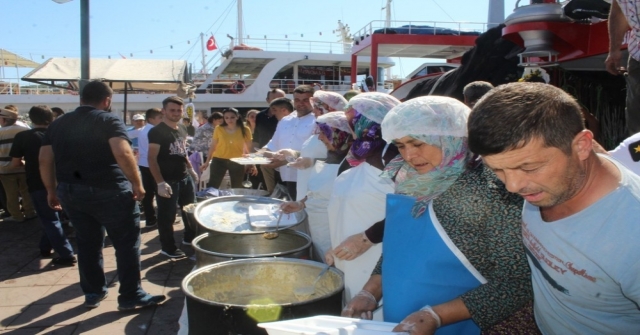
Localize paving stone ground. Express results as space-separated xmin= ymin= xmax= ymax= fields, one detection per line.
xmin=0 ymin=214 xmax=191 ymax=335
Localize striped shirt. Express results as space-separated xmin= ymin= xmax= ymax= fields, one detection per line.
xmin=0 ymin=124 xmax=29 ymax=174
xmin=618 ymin=0 xmax=640 ymax=61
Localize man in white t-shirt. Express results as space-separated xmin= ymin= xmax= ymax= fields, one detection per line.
xmin=137 ymin=108 xmax=163 ymax=227
xmin=606 ymin=0 xmax=640 ymax=135
xmin=468 ymin=82 xmax=640 ymax=334
xmin=265 ymin=85 xmax=316 ymax=200
xmin=609 ymin=131 xmax=640 ymax=175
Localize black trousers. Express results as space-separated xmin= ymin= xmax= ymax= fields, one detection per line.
xmin=139 ymin=166 xmax=157 ymax=225
xmin=207 ymin=157 xmax=245 ymax=189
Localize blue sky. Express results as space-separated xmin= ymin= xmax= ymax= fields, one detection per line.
xmin=3 ymin=0 xmax=518 ymax=80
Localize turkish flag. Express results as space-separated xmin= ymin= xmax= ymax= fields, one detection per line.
xmin=206 ymin=36 xmax=217 ymax=51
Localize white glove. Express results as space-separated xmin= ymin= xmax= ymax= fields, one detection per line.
xmin=275 ymin=148 xmax=299 ymax=161
xmin=288 ymin=157 xmax=313 ymax=169
xmin=341 ymin=290 xmax=377 ymax=319
xmin=157 ymin=182 xmax=173 ymax=198
xmin=187 ymin=168 xmax=199 ymax=183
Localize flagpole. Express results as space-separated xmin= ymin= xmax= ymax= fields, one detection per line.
xmin=200 ymin=32 xmax=207 ymax=75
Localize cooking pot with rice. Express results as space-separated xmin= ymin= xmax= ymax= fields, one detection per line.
xmin=182 ymin=258 xmax=344 ymax=335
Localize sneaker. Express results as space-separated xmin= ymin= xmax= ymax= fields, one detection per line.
xmin=182 ymin=239 xmax=192 ymax=246
xmin=40 ymin=250 xmax=53 ymax=258
xmin=160 ymin=249 xmax=186 ymax=259
xmin=52 ymin=256 xmax=77 ymax=266
xmin=25 ymin=214 xmax=38 ymax=221
xmin=118 ymin=294 xmax=166 ymax=311
xmin=145 ymin=221 xmax=157 ymax=228
xmin=85 ymin=292 xmax=108 ymax=309
xmin=3 ymin=216 xmax=24 ymax=223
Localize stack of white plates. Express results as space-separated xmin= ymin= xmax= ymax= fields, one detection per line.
xmin=258 ymin=315 xmax=400 ymax=335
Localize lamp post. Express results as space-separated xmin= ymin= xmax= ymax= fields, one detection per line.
xmin=52 ymin=0 xmax=89 ymax=94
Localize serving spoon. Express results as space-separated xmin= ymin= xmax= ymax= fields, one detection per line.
xmin=262 ymin=210 xmax=283 ymax=240
xmin=294 ymin=264 xmax=331 ymax=296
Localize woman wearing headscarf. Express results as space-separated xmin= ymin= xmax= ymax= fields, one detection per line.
xmin=324 ymin=92 xmax=401 ymax=316
xmin=311 ymin=90 xmax=348 ymax=117
xmin=281 ymin=112 xmax=353 ymax=259
xmin=277 ymin=90 xmax=348 ymax=200
xmin=342 ymin=96 xmax=533 ymax=334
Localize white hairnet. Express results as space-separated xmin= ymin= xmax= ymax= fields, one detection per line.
xmin=316 ymin=111 xmax=350 ymax=133
xmin=313 ymin=91 xmax=348 ymax=111
xmin=381 ymin=96 xmax=470 ymax=143
xmin=346 ymin=92 xmax=401 ymax=124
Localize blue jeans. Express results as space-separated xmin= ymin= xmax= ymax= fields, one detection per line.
xmin=30 ymin=189 xmax=74 ymax=259
xmin=56 ymin=182 xmax=146 ymax=304
xmin=156 ymin=176 xmax=196 ymax=252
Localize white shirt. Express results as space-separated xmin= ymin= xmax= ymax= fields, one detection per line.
xmin=609 ymin=132 xmax=640 ymax=175
xmin=266 ymin=112 xmax=316 ymax=182
xmin=618 ymin=0 xmax=640 ymax=61
xmin=137 ymin=123 xmax=154 ymax=167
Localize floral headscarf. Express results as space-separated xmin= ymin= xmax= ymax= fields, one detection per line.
xmin=315 ymin=112 xmax=352 ymax=162
xmin=345 ymin=92 xmax=401 ymax=166
xmin=380 ymin=96 xmax=471 ymax=218
xmin=312 ymin=91 xmax=348 ymax=114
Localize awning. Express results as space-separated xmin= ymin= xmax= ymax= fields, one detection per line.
xmin=22 ymin=57 xmax=188 ymax=92
xmin=0 ymin=49 xmax=40 ymax=68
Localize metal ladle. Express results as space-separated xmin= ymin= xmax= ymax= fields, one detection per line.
xmin=262 ymin=210 xmax=283 ymax=240
xmin=294 ymin=264 xmax=330 ymax=297
xmin=242 ymin=173 xmax=252 ymax=188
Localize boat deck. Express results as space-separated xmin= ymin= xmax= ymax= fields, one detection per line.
xmin=0 ymin=215 xmax=190 ymax=334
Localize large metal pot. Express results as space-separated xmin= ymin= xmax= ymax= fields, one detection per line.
xmin=192 ymin=230 xmax=312 ymax=268
xmin=182 ymin=258 xmax=344 ymax=335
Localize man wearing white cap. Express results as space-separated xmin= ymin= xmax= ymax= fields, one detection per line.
xmin=0 ymin=107 xmax=36 ymax=222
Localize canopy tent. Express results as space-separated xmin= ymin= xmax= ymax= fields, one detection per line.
xmin=0 ymin=49 xmax=40 ymax=68
xmin=22 ymin=58 xmax=188 ymax=120
xmin=22 ymin=58 xmax=187 ymax=91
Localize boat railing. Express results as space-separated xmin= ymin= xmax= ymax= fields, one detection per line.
xmin=352 ymin=20 xmax=493 ymax=40
xmin=0 ymin=79 xmax=72 ymax=95
xmin=225 ymin=38 xmax=351 ymax=55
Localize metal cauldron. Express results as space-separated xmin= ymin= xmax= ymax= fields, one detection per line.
xmin=194 ymin=195 xmax=307 ymax=235
xmin=192 ymin=230 xmax=312 ymax=268
xmin=195 ymin=188 xmax=269 ymax=203
xmin=182 ymin=258 xmax=344 ymax=335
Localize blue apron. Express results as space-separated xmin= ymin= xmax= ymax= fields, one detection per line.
xmin=382 ymin=194 xmax=487 ymax=335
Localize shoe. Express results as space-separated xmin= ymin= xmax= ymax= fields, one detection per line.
xmin=160 ymin=249 xmax=186 ymax=259
xmin=40 ymin=250 xmax=53 ymax=258
xmin=25 ymin=215 xmax=38 ymax=221
xmin=118 ymin=293 xmax=166 ymax=311
xmin=3 ymin=216 xmax=24 ymax=222
xmin=85 ymin=292 xmax=108 ymax=309
xmin=182 ymin=239 xmax=192 ymax=246
xmin=145 ymin=221 xmax=157 ymax=228
xmin=52 ymin=256 xmax=77 ymax=266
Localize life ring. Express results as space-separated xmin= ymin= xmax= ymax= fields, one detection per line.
xmin=229 ymin=81 xmax=246 ymax=94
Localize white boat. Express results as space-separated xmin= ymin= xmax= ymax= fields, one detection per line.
xmin=0 ymin=2 xmax=394 ymax=121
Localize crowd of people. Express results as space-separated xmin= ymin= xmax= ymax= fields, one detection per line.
xmin=2 ymin=6 xmax=639 ymax=328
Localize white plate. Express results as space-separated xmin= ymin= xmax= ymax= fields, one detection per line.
xmin=230 ymin=157 xmax=272 ymax=165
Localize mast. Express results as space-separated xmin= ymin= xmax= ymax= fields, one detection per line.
xmin=336 ymin=20 xmax=352 ymax=54
xmin=237 ymin=0 xmax=244 ymax=45
xmin=487 ymin=0 xmax=504 ymax=29
xmin=383 ymin=0 xmax=392 ymax=81
xmin=200 ymin=32 xmax=207 ymax=74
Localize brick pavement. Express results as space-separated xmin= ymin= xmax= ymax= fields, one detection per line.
xmin=0 ymin=216 xmax=192 ymax=335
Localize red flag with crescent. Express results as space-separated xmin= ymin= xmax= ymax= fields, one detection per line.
xmin=206 ymin=36 xmax=217 ymax=51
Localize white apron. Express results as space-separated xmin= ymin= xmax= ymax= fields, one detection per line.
xmin=328 ymin=162 xmax=394 ymax=311
xmin=304 ymin=160 xmax=341 ymax=260
xmin=296 ymin=134 xmax=327 ymax=201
